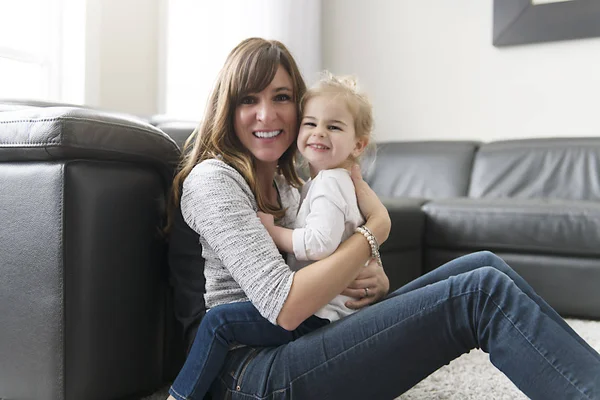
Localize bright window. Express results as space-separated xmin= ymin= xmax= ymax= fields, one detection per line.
xmin=0 ymin=0 xmax=85 ymax=103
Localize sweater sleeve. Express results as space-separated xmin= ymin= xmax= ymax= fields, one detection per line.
xmin=180 ymin=160 xmax=294 ymax=325
xmin=292 ymin=172 xmax=349 ymax=261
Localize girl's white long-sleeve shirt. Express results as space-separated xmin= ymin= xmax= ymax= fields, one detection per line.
xmin=288 ymin=168 xmax=365 ymax=321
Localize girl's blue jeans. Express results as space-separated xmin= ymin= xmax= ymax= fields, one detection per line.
xmin=169 ymin=302 xmax=328 ymax=400
xmin=171 ymin=251 xmax=600 ymax=400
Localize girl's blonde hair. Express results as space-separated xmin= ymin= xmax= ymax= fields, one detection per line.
xmin=301 ymin=71 xmax=374 ymax=164
xmin=166 ymin=38 xmax=306 ymax=232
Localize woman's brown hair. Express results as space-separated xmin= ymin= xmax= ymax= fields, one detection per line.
xmin=165 ymin=38 xmax=306 ymax=232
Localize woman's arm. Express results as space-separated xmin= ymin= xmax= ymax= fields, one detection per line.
xmin=276 ymin=165 xmax=390 ymax=330
xmin=181 ymin=161 xmax=297 ymax=325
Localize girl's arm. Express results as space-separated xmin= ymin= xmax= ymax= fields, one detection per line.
xmin=259 ymin=172 xmax=349 ymax=260
xmin=257 ymin=213 xmax=294 ymax=254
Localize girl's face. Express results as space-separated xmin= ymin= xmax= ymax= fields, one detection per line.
xmin=234 ymin=66 xmax=297 ymax=169
xmin=297 ymin=94 xmax=367 ymax=177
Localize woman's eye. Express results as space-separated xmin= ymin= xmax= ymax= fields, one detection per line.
xmin=239 ymin=96 xmax=256 ymax=105
xmin=274 ymin=94 xmax=291 ymax=102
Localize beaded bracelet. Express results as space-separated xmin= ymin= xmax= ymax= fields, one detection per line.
xmin=355 ymin=225 xmax=383 ymax=267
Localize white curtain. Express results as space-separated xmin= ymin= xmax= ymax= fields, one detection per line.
xmin=164 ymin=0 xmax=322 ymax=119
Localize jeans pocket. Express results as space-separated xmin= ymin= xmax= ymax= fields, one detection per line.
xmin=212 ymin=347 xmax=258 ymax=393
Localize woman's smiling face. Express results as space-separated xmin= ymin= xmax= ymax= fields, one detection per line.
xmin=233 ymin=66 xmax=298 ymax=168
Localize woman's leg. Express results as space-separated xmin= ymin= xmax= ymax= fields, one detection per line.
xmin=170 ymin=301 xmax=326 ymax=400
xmin=388 ymin=251 xmax=600 ymax=361
xmin=218 ymin=267 xmax=599 ymax=400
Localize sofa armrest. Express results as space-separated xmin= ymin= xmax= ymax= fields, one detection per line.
xmin=378 ymin=197 xmax=427 ymax=291
xmin=381 ymin=197 xmax=427 ymax=252
xmin=0 ymin=106 xmax=180 ymax=180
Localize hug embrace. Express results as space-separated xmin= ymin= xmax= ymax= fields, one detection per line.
xmin=165 ymin=37 xmax=600 ymax=400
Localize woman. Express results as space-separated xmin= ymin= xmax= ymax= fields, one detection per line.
xmin=167 ymin=37 xmax=600 ymax=400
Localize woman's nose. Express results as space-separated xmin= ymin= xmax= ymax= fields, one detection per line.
xmin=256 ymin=102 xmax=276 ymax=122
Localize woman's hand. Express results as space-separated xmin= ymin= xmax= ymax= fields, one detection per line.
xmin=350 ymin=164 xmax=391 ymax=244
xmin=342 ymin=258 xmax=390 ymax=309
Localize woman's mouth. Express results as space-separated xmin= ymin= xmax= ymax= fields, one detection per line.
xmin=253 ymin=130 xmax=282 ymax=139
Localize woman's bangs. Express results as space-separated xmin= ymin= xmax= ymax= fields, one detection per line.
xmin=234 ymin=47 xmax=280 ymax=99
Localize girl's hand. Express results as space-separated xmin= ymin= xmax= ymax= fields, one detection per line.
xmin=350 ymin=164 xmax=391 ymax=244
xmin=342 ymin=258 xmax=390 ymax=309
xmin=257 ymin=211 xmax=275 ymax=230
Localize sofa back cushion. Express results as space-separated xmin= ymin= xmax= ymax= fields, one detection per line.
xmin=364 ymin=141 xmax=480 ymax=198
xmin=153 ymin=121 xmax=197 ymax=150
xmin=470 ymin=138 xmax=600 ymax=200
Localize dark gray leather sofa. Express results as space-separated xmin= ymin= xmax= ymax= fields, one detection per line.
xmin=1 ymin=101 xmax=599 ymax=399
xmin=369 ymin=139 xmax=600 ymax=321
xmin=0 ymin=104 xmax=180 ymax=400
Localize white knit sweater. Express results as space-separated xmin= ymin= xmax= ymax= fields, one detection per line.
xmin=180 ymin=159 xmax=300 ymax=324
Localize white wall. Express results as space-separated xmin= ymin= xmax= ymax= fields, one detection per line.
xmin=322 ymin=0 xmax=600 ymax=142
xmin=85 ymin=0 xmax=160 ymax=116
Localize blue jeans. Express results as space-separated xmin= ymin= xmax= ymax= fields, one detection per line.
xmin=169 ymin=302 xmax=329 ymax=400
xmin=181 ymin=252 xmax=600 ymax=399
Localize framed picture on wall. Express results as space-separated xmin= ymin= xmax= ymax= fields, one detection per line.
xmin=493 ymin=0 xmax=600 ymax=46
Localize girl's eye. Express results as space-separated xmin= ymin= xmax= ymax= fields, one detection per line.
xmin=239 ymin=96 xmax=256 ymax=105
xmin=328 ymin=125 xmax=341 ymax=131
xmin=274 ymin=94 xmax=291 ymax=102
xmin=303 ymin=122 xmax=316 ymax=127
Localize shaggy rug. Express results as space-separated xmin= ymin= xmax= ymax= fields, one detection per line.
xmin=142 ymin=319 xmax=599 ymax=400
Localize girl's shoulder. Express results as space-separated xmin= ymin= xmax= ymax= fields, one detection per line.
xmin=313 ymin=168 xmax=353 ymax=188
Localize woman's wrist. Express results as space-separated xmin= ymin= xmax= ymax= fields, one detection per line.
xmin=355 ymin=225 xmax=383 ymax=267
xmin=364 ymin=214 xmax=391 ymax=245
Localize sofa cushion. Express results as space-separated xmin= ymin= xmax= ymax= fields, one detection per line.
xmin=0 ymin=107 xmax=180 ymax=175
xmin=365 ymin=141 xmax=480 ymax=198
xmin=153 ymin=121 xmax=197 ymax=150
xmin=470 ymin=138 xmax=600 ymax=201
xmin=423 ymin=198 xmax=600 ymax=257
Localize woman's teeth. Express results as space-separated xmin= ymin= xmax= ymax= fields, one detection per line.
xmin=254 ymin=130 xmax=282 ymax=138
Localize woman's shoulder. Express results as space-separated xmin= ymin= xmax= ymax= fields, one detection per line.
xmin=186 ymin=159 xmax=249 ymax=189
xmin=188 ymin=158 xmax=242 ymax=181
xmin=183 ymin=158 xmax=255 ymax=203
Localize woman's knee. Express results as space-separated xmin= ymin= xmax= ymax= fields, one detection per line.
xmin=472 ymin=250 xmax=500 ymax=263
xmin=471 ymin=251 xmax=513 ymax=272
xmin=469 ymin=266 xmax=514 ymax=293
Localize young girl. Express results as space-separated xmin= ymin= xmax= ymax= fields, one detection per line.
xmin=258 ymin=72 xmax=376 ymax=321
xmin=168 ymin=73 xmax=377 ymax=400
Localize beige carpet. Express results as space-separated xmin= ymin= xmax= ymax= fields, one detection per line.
xmin=143 ymin=319 xmax=600 ymax=400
